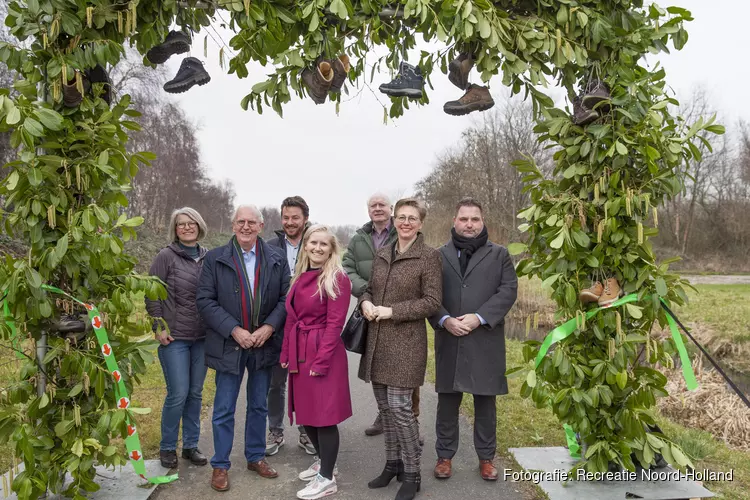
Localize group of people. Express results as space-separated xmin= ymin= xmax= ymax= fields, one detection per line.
xmin=145 ymin=193 xmax=518 ymax=500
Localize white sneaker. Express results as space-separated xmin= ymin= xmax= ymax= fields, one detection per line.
xmin=296 ymin=474 xmax=337 ymax=499
xmin=299 ymin=457 xmax=338 ymax=481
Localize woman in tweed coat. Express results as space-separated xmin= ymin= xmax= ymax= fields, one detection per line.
xmin=359 ymin=198 xmax=442 ymax=500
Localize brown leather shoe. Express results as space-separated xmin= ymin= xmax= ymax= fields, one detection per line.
xmin=480 ymin=459 xmax=498 ymax=481
xmin=247 ymin=459 xmax=278 ymax=479
xmin=211 ymin=468 xmax=229 ymax=492
xmin=434 ymin=458 xmax=452 ymax=479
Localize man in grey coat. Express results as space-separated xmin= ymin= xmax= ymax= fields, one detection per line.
xmin=429 ymin=198 xmax=518 ymax=482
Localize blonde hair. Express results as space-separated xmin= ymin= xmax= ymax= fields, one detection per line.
xmin=168 ymin=207 xmax=208 ymax=243
xmin=291 ymin=224 xmax=345 ymax=300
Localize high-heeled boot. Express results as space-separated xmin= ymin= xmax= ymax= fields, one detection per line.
xmin=395 ymin=471 xmax=421 ymax=500
xmin=368 ymin=459 xmax=405 ymax=488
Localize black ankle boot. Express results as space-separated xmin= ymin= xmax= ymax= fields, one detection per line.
xmin=395 ymin=472 xmax=421 ymax=500
xmin=368 ymin=460 xmax=404 ymax=489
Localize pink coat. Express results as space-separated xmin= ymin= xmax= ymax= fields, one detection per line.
xmin=280 ymin=269 xmax=353 ymax=427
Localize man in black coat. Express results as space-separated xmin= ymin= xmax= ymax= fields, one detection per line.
xmin=265 ymin=196 xmax=315 ymax=456
xmin=196 ymin=205 xmax=290 ymax=492
xmin=429 ymin=198 xmax=518 ymax=482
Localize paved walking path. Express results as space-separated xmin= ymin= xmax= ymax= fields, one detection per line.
xmin=681 ymin=274 xmax=750 ymax=285
xmin=152 ymin=356 xmax=519 ymax=500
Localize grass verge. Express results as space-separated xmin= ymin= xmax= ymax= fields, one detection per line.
xmin=426 ymin=325 xmax=750 ymax=500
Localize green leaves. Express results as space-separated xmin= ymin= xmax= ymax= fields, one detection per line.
xmin=507 ymin=243 xmax=527 ymax=255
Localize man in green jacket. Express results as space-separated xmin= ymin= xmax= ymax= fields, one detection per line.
xmin=342 ymin=193 xmax=422 ymax=443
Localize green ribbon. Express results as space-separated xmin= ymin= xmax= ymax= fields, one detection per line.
xmin=2 ymin=285 xmax=178 ymax=485
xmin=563 ymin=424 xmax=581 ymax=459
xmin=534 ymin=293 xmax=698 ymax=457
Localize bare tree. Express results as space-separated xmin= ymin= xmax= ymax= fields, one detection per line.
xmin=416 ymin=97 xmax=550 ymax=245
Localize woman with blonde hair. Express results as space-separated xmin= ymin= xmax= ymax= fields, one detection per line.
xmin=145 ymin=207 xmax=210 ymax=469
xmin=280 ymin=224 xmax=353 ymax=500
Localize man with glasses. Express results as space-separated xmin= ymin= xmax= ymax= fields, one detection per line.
xmin=343 ymin=193 xmax=423 ymax=444
xmin=197 ymin=205 xmax=290 ymax=492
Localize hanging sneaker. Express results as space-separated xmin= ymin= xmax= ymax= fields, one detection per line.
xmin=298 ymin=433 xmax=317 ymax=455
xmin=448 ymin=52 xmax=474 ymax=90
xmin=581 ymin=78 xmax=611 ymax=113
xmin=301 ymin=60 xmax=334 ymax=104
xmin=265 ymin=431 xmax=284 ymax=456
xmin=330 ymin=55 xmax=350 ymax=94
xmin=296 ymin=474 xmax=337 ymax=499
xmin=443 ymin=84 xmax=495 ymax=116
xmin=579 ymin=281 xmax=603 ymax=304
xmin=572 ymin=95 xmax=598 ymax=126
xmin=298 ymin=457 xmax=339 ymax=481
xmin=164 ymin=57 xmax=211 ymax=94
xmin=86 ymin=64 xmax=112 ymax=105
xmin=379 ymin=62 xmax=423 ymax=99
xmin=597 ymin=277 xmax=622 ymax=307
xmin=146 ymin=31 xmax=191 ymax=65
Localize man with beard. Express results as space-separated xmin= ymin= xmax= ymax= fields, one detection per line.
xmin=429 ymin=198 xmax=518 ymax=482
xmin=265 ymin=196 xmax=317 ymax=456
xmin=342 ymin=193 xmax=422 ymax=444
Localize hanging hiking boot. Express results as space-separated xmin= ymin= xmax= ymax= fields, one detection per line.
xmin=164 ymin=57 xmax=211 ymax=94
xmin=146 ymin=31 xmax=191 ymax=65
xmin=579 ymin=281 xmax=603 ymax=303
xmin=330 ymin=55 xmax=350 ymax=94
xmin=301 ymin=60 xmax=334 ymax=104
xmin=572 ymin=95 xmax=597 ymax=126
xmin=443 ymin=84 xmax=495 ymax=116
xmin=582 ymin=78 xmax=611 ymax=113
xmin=365 ymin=413 xmax=384 ymax=436
xmin=86 ymin=64 xmax=112 ymax=105
xmin=448 ymin=52 xmax=474 ymax=90
xmin=379 ymin=62 xmax=423 ymax=99
xmin=597 ymin=277 xmax=622 ymax=307
xmin=62 ymin=72 xmax=90 ymax=108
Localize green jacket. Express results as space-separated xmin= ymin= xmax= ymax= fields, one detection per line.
xmin=342 ymin=219 xmax=397 ymax=297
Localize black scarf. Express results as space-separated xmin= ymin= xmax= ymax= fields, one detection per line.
xmin=451 ymin=226 xmax=488 ymax=276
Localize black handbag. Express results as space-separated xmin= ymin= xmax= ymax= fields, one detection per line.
xmin=341 ymin=305 xmax=368 ymax=354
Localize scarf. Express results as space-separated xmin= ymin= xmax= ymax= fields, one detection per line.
xmin=451 ymin=226 xmax=488 ymax=276
xmin=230 ymin=236 xmax=263 ymax=330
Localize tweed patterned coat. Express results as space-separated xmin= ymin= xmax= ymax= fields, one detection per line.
xmin=358 ymin=233 xmax=442 ymax=388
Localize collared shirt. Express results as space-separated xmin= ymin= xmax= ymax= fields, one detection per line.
xmin=241 ymin=244 xmax=257 ymax=297
xmin=371 ymin=221 xmax=392 ymax=250
xmin=439 ymin=249 xmax=487 ymax=328
xmin=285 ymin=237 xmax=300 ymax=276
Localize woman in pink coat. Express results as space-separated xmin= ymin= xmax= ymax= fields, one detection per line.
xmin=280 ymin=224 xmax=353 ymax=500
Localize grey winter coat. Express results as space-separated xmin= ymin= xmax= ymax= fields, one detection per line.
xmin=342 ymin=219 xmax=398 ymax=298
xmin=145 ymin=242 xmax=208 ymax=341
xmin=429 ymin=240 xmax=518 ymax=395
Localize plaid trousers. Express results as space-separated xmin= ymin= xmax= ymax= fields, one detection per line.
xmin=372 ymin=383 xmax=421 ymax=474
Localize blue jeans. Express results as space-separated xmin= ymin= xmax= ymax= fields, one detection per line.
xmin=211 ymin=351 xmax=272 ymax=469
xmin=157 ymin=339 xmax=207 ymax=451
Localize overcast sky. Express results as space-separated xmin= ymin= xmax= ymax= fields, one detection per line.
xmin=164 ymin=0 xmax=748 ymax=227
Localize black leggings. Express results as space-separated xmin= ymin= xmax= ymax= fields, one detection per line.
xmin=304 ymin=425 xmax=339 ymax=480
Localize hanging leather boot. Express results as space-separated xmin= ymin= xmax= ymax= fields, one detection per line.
xmin=301 ymin=60 xmax=334 ymax=104
xmin=147 ymin=31 xmax=191 ymax=64
xmin=448 ymin=52 xmax=474 ymax=90
xmin=330 ymin=55 xmax=350 ymax=93
xmin=164 ymin=57 xmax=211 ymax=94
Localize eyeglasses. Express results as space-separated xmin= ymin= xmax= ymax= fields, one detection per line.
xmin=176 ymin=221 xmax=197 ymax=229
xmin=234 ymin=219 xmax=259 ymax=228
xmin=395 ymin=215 xmax=420 ymax=224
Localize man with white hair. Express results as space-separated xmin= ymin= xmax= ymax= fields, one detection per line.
xmin=343 ymin=193 xmax=422 ymax=443
xmin=197 ymin=204 xmax=290 ymax=492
